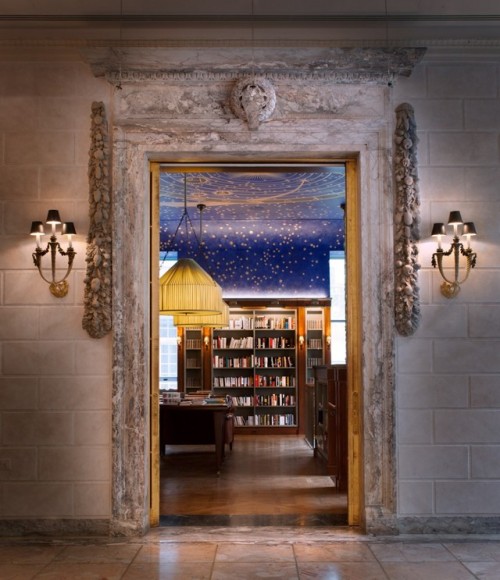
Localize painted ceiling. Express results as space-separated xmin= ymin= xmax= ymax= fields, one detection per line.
xmin=159 ymin=166 xmax=345 ymax=298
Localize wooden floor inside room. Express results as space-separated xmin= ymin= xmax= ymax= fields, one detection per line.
xmin=160 ymin=434 xmax=347 ymax=527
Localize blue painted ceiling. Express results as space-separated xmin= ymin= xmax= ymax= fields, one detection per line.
xmin=159 ymin=166 xmax=345 ymax=298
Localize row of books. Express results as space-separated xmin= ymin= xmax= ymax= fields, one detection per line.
xmin=255 ymin=337 xmax=293 ymax=349
xmin=307 ymin=357 xmax=324 ymax=368
xmin=231 ymin=394 xmax=295 ymax=407
xmin=255 ymin=375 xmax=295 ymax=387
xmin=213 ymin=375 xmax=295 ymax=388
xmin=234 ymin=413 xmax=296 ymax=426
xmin=212 ymin=355 xmax=254 ymax=368
xmin=254 ymin=316 xmax=295 ymax=330
xmin=212 ymin=355 xmax=296 ymax=368
xmin=213 ymin=376 xmax=254 ymax=388
xmin=185 ymin=339 xmax=202 ymax=349
xmin=254 ymin=356 xmax=294 ymax=368
xmin=213 ymin=336 xmax=254 ymax=349
xmin=307 ymin=319 xmax=323 ymax=330
xmin=308 ymin=338 xmax=323 ymax=349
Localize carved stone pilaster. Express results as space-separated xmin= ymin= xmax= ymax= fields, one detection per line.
xmin=394 ymin=103 xmax=421 ymax=336
xmin=83 ymin=101 xmax=112 ymax=339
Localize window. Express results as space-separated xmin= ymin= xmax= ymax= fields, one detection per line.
xmin=159 ymin=252 xmax=178 ymax=390
xmin=329 ymin=251 xmax=346 ymax=364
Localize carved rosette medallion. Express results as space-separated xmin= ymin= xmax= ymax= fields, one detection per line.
xmin=230 ymin=76 xmax=276 ymax=130
xmin=82 ymin=101 xmax=112 ymax=339
xmin=394 ymin=103 xmax=421 ymax=336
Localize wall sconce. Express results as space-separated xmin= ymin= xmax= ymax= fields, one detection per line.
xmin=326 ymin=335 xmax=331 ymax=347
xmin=298 ymin=335 xmax=305 ymax=349
xmin=203 ymin=336 xmax=210 ymax=349
xmin=431 ymin=211 xmax=477 ymax=299
xmin=176 ymin=336 xmax=182 ymax=348
xmin=30 ymin=209 xmax=76 ymax=298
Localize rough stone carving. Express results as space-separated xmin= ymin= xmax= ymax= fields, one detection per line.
xmin=230 ymin=76 xmax=276 ymax=130
xmin=394 ymin=103 xmax=421 ymax=336
xmin=83 ymin=101 xmax=112 ymax=338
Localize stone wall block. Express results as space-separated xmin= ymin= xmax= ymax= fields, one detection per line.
xmin=398 ymin=375 xmax=468 ymax=409
xmin=397 ymin=410 xmax=433 ymax=444
xmin=428 ymin=64 xmax=497 ymax=98
xmin=436 ymin=481 xmax=500 ymax=514
xmin=435 ymin=410 xmax=500 ymax=443
xmin=398 ymin=481 xmax=434 ymax=515
xmin=399 ymin=445 xmax=469 ymax=478
xmin=38 ymin=447 xmax=110 ymax=481
xmin=2 ymin=412 xmax=73 ymax=446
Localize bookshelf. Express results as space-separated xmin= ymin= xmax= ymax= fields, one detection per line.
xmin=305 ymin=308 xmax=326 ymax=386
xmin=212 ymin=308 xmax=297 ymax=429
xmin=183 ymin=328 xmax=203 ymax=393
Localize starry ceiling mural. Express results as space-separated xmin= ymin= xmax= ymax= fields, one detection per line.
xmin=159 ymin=166 xmax=345 ymax=298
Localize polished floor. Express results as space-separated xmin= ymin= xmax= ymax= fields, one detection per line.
xmin=160 ymin=434 xmax=348 ymax=526
xmin=2 ymin=532 xmax=500 ymax=578
xmin=2 ymin=436 xmax=500 ymax=578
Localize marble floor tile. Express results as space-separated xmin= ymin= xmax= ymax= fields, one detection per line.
xmin=53 ymin=543 xmax=141 ymax=564
xmin=369 ymin=541 xmax=456 ymax=562
xmin=123 ymin=561 xmax=213 ymax=579
xmin=297 ymin=561 xmax=388 ymax=579
xmin=462 ymin=560 xmax=500 ymax=579
xmin=293 ymin=541 xmax=376 ymax=562
xmin=0 ymin=545 xmax=63 ymax=564
xmin=134 ymin=541 xmax=217 ymax=562
xmin=381 ymin=561 xmax=477 ymax=579
xmin=212 ymin=562 xmax=299 ymax=579
xmin=445 ymin=541 xmax=500 ymax=561
xmin=0 ymin=563 xmax=48 ymax=579
xmin=33 ymin=562 xmax=129 ymax=579
xmin=215 ymin=543 xmax=295 ymax=562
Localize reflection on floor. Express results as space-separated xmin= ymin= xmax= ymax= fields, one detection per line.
xmin=160 ymin=434 xmax=347 ymax=527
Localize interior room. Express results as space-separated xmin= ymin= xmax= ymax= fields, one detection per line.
xmin=2 ymin=6 xmax=500 ymax=574
xmin=156 ymin=165 xmax=348 ymax=526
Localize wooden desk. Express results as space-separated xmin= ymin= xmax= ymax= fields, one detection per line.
xmin=159 ymin=403 xmax=233 ymax=474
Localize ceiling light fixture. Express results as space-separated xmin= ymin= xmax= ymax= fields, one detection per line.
xmin=159 ymin=174 xmax=225 ymax=317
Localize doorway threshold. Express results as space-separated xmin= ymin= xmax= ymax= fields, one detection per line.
xmin=160 ymin=513 xmax=348 ymax=527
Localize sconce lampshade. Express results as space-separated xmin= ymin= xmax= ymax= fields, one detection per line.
xmin=30 ymin=221 xmax=45 ymax=235
xmin=431 ymin=223 xmax=446 ymax=237
xmin=173 ymin=299 xmax=230 ymax=328
xmin=46 ymin=209 xmax=62 ymax=224
xmin=463 ymin=222 xmax=477 ymax=236
xmin=159 ymin=258 xmax=223 ymax=315
xmin=448 ymin=211 xmax=463 ymax=226
xmin=61 ymin=222 xmax=77 ymax=235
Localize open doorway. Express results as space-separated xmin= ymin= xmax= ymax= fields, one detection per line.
xmin=150 ymin=161 xmax=363 ymax=528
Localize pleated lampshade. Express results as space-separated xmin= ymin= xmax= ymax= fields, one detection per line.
xmin=159 ymin=258 xmax=223 ymax=315
xmin=173 ymin=299 xmax=230 ymax=328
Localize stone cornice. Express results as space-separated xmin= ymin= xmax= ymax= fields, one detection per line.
xmin=81 ymin=47 xmax=426 ymax=85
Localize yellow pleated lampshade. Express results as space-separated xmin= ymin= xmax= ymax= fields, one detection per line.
xmin=159 ymin=258 xmax=223 ymax=315
xmin=173 ymin=299 xmax=230 ymax=328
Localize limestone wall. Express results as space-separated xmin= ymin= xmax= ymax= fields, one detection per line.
xmin=394 ymin=56 xmax=500 ymax=532
xmin=0 ymin=56 xmax=113 ymax=532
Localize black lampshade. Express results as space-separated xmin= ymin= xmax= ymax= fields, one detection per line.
xmin=463 ymin=222 xmax=477 ymax=236
xmin=46 ymin=209 xmax=61 ymax=224
xmin=431 ymin=223 xmax=445 ymax=237
xmin=448 ymin=211 xmax=463 ymax=226
xmin=62 ymin=222 xmax=76 ymax=235
xmin=30 ymin=221 xmax=45 ymax=235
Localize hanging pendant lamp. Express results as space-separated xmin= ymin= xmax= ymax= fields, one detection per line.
xmin=159 ymin=257 xmax=223 ymax=316
xmin=173 ymin=298 xmax=229 ymax=328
